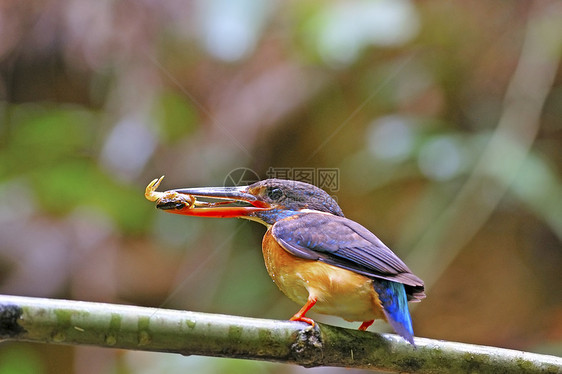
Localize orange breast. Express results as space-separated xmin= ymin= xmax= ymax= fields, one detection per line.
xmin=262 ymin=228 xmax=386 ymax=323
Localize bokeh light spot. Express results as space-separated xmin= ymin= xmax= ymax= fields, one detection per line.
xmin=418 ymin=136 xmax=464 ymax=181
xmin=368 ymin=115 xmax=415 ymax=162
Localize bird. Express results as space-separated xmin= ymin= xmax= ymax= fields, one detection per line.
xmin=145 ymin=177 xmax=425 ymax=345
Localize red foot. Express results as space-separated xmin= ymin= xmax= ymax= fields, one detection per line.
xmin=290 ymin=315 xmax=316 ymax=327
xmin=290 ymin=297 xmax=317 ymax=327
xmin=359 ymin=320 xmax=374 ymax=331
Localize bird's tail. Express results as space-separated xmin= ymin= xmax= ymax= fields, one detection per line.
xmin=373 ymin=279 xmax=415 ymax=346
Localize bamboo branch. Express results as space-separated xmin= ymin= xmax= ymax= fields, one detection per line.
xmin=0 ymin=295 xmax=561 ymax=373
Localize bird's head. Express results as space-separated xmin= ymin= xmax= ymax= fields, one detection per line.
xmin=151 ymin=178 xmax=343 ymax=226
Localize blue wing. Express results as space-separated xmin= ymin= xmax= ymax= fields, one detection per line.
xmin=271 ymin=212 xmax=425 ymax=301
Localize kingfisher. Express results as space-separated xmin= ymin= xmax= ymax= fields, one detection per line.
xmin=145 ymin=177 xmax=425 ymax=345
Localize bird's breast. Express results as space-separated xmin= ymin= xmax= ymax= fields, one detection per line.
xmin=262 ymin=227 xmax=386 ymax=322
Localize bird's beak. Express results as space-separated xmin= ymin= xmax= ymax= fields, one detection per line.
xmin=145 ymin=176 xmax=271 ymax=218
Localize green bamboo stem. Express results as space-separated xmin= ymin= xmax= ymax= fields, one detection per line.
xmin=0 ymin=295 xmax=561 ymax=373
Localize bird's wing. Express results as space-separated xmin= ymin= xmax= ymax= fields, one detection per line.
xmin=271 ymin=212 xmax=425 ymax=301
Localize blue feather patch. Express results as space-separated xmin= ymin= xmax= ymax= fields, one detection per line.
xmin=373 ymin=279 xmax=415 ymax=346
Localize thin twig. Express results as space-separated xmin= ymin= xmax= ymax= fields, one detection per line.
xmin=1 ymin=295 xmax=561 ymax=373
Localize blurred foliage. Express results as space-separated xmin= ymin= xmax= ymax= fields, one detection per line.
xmin=0 ymin=0 xmax=561 ymax=373
xmin=151 ymin=90 xmax=198 ymax=144
xmin=0 ymin=345 xmax=43 ymax=374
xmin=1 ymin=105 xmax=153 ymax=233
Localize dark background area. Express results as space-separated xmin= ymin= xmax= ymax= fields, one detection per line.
xmin=0 ymin=1 xmax=561 ymax=373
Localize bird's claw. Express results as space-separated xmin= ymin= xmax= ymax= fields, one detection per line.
xmin=290 ymin=316 xmax=316 ymax=328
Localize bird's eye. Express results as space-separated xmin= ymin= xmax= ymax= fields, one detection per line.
xmin=267 ymin=187 xmax=283 ymax=201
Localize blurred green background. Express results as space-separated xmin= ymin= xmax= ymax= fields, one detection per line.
xmin=1 ymin=0 xmax=561 ymax=373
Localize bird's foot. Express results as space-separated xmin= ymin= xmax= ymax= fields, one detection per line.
xmin=290 ymin=297 xmax=317 ymax=327
xmin=290 ymin=315 xmax=316 ymax=327
xmin=358 ymin=320 xmax=374 ymax=331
